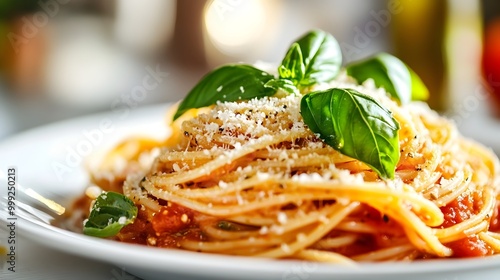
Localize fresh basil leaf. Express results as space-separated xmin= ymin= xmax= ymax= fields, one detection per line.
xmin=83 ymin=191 xmax=138 ymax=238
xmin=264 ymin=78 xmax=299 ymax=95
xmin=173 ymin=64 xmax=276 ymax=120
xmin=292 ymin=30 xmax=342 ymax=87
xmin=300 ymin=88 xmax=400 ymax=179
xmin=346 ymin=52 xmax=429 ymax=105
xmin=406 ymin=63 xmax=429 ymax=101
xmin=279 ymin=43 xmax=305 ymax=83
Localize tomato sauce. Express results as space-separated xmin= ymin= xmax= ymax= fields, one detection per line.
xmin=328 ymin=206 xmax=405 ymax=257
xmin=439 ymin=193 xmax=493 ymax=257
xmin=117 ymin=207 xmax=154 ymax=245
xmin=151 ymin=204 xmax=195 ymax=233
xmin=118 ymin=203 xmax=206 ymax=248
xmin=489 ymin=202 xmax=500 ymax=232
xmin=440 ymin=194 xmax=475 ymax=228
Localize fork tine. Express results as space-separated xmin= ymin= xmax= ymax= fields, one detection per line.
xmin=0 ymin=195 xmax=56 ymax=224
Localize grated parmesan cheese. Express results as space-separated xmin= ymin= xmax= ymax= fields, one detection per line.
xmin=256 ymin=172 xmax=270 ymax=180
xmin=236 ymin=193 xmax=244 ymax=205
xmin=277 ymin=212 xmax=288 ymax=224
xmin=118 ymin=216 xmax=127 ymax=225
xmin=85 ymin=185 xmax=102 ymax=199
xmin=181 ymin=214 xmax=189 ymax=223
xmin=218 ymin=181 xmax=228 ymax=189
xmin=147 ymin=237 xmax=157 ymax=246
xmin=271 ymin=225 xmax=284 ymax=235
xmin=281 ymin=243 xmax=291 ymax=253
xmin=318 ymin=215 xmax=329 ymax=224
xmin=259 ymin=226 xmax=269 ymax=235
xmin=296 ymin=233 xmax=307 ymax=242
xmin=188 ymin=94 xmax=308 ymax=143
xmin=172 ymin=163 xmax=181 ymax=172
xmin=291 ymin=173 xmax=325 ymax=183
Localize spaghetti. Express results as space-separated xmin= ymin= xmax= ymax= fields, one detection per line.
xmin=81 ymin=74 xmax=500 ymax=263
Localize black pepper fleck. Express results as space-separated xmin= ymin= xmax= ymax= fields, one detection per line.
xmin=382 ymin=214 xmax=390 ymax=223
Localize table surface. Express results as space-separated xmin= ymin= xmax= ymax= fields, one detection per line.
xmin=0 ymin=228 xmax=139 ymax=280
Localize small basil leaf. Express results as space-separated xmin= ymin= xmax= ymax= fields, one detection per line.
xmin=300 ymin=88 xmax=400 ymax=179
xmin=406 ymin=63 xmax=429 ymax=101
xmin=279 ymin=43 xmax=305 ymax=84
xmin=293 ymin=30 xmax=342 ymax=86
xmin=83 ymin=191 xmax=138 ymax=238
xmin=264 ymin=78 xmax=299 ymax=95
xmin=173 ymin=64 xmax=276 ymax=120
xmin=346 ymin=52 xmax=428 ymax=105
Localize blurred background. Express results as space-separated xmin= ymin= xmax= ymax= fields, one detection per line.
xmin=0 ymin=0 xmax=499 ymax=144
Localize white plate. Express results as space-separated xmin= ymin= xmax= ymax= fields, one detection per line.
xmin=1 ymin=103 xmax=500 ymax=280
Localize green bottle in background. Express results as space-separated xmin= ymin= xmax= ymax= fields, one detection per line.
xmin=391 ymin=0 xmax=448 ymax=111
xmin=391 ymin=0 xmax=483 ymax=116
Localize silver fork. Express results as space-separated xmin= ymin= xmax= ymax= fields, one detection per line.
xmin=0 ymin=195 xmax=60 ymax=225
xmin=0 ymin=170 xmax=66 ymax=225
